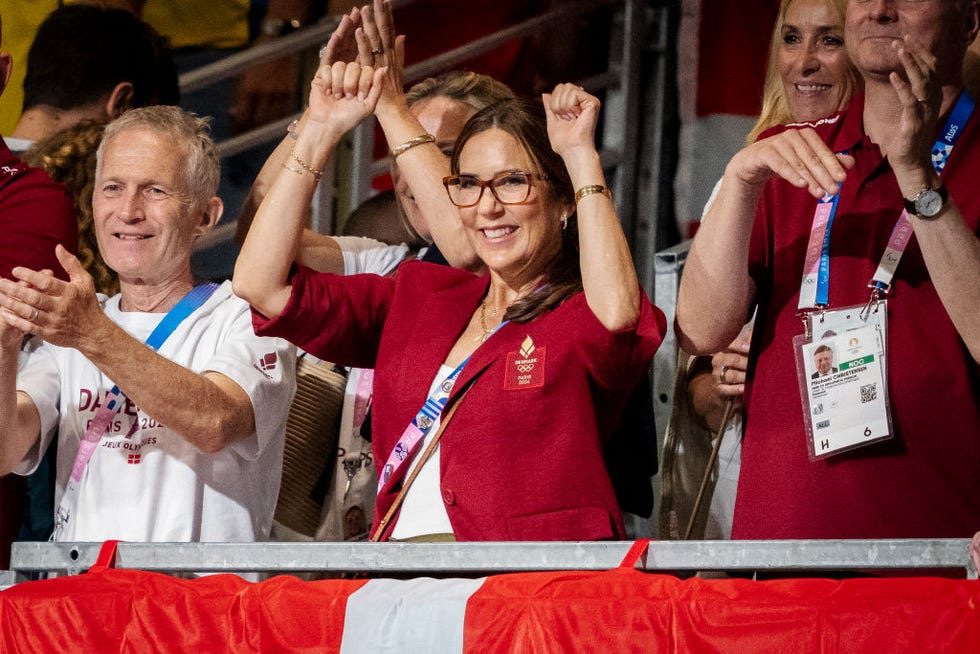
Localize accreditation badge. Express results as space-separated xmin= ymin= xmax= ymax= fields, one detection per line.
xmin=793 ymin=301 xmax=893 ymax=460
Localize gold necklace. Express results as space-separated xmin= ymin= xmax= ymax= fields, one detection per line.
xmin=476 ymin=299 xmax=499 ymax=342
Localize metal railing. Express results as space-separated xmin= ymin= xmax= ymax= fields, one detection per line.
xmin=2 ymin=539 xmax=973 ymax=587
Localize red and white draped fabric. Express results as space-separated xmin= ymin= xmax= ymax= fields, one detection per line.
xmin=675 ymin=0 xmax=778 ymax=235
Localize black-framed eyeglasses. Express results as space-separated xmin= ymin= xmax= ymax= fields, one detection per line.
xmin=442 ymin=170 xmax=548 ymax=208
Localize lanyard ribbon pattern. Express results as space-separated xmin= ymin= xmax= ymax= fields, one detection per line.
xmin=378 ymin=320 xmax=508 ymax=493
xmin=798 ymin=91 xmax=975 ymax=311
xmin=53 ymin=282 xmax=219 ymax=539
xmin=377 ymin=358 xmax=467 ymax=492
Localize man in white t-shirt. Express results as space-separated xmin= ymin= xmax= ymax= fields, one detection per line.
xmin=0 ymin=105 xmax=296 ymax=543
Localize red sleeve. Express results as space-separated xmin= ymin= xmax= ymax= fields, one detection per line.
xmin=0 ymin=166 xmax=78 ymax=281
xmin=570 ymin=288 xmax=666 ymax=392
xmin=252 ymin=265 xmax=396 ymax=369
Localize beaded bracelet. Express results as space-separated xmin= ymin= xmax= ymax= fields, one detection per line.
xmin=390 ymin=133 xmax=436 ymax=160
xmin=574 ymin=184 xmax=611 ymax=204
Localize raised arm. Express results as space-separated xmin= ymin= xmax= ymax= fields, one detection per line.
xmin=886 ymin=40 xmax=980 ymax=362
xmin=357 ymin=0 xmax=478 ymax=269
xmin=676 ymin=128 xmax=853 ymax=355
xmin=543 ymin=84 xmax=638 ymax=331
xmin=234 ymin=9 xmax=367 ymax=274
xmin=234 ymin=60 xmax=385 ymax=319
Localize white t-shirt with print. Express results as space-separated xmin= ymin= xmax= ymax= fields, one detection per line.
xmin=15 ymin=281 xmax=297 ymax=543
xmin=335 ymin=235 xmax=413 ymax=276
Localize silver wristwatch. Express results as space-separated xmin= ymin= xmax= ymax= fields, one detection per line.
xmin=903 ymin=183 xmax=948 ymax=218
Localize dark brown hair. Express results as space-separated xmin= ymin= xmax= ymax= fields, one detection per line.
xmin=23 ymin=5 xmax=178 ymax=112
xmin=450 ymin=97 xmax=580 ymax=323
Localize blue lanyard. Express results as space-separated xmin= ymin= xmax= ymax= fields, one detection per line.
xmin=91 ymin=282 xmax=219 ymax=418
xmin=798 ymin=91 xmax=975 ymax=311
xmin=931 ymin=91 xmax=975 ymax=173
xmin=378 ymin=319 xmax=509 ymax=491
xmin=416 ymin=358 xmax=468 ymax=430
xmin=144 ymin=282 xmax=219 ymax=350
xmin=815 ymin=189 xmax=841 ymax=307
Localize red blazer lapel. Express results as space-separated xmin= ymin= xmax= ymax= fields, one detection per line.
xmin=375 ymin=272 xmax=488 ymax=498
xmin=405 ymin=272 xmax=490 ymax=405
xmin=450 ymin=319 xmax=514 ymax=403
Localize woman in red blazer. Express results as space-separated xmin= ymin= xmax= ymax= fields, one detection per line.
xmin=235 ymin=39 xmax=664 ymax=541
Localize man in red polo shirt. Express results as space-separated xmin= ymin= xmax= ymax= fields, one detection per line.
xmin=0 ymin=14 xmax=77 ymax=568
xmin=677 ymin=0 xmax=980 ymax=543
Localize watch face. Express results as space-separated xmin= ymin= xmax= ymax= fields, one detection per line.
xmin=915 ymin=190 xmax=943 ymax=217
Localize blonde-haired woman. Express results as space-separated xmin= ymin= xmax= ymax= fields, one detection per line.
xmin=663 ymin=0 xmax=859 ymax=540
xmin=747 ymin=0 xmax=859 ymax=144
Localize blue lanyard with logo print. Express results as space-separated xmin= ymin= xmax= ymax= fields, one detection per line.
xmin=52 ymin=282 xmax=219 ymax=540
xmin=798 ymin=91 xmax=975 ymax=311
xmin=868 ymin=91 xmax=975 ymax=295
xmin=377 ymin=320 xmax=509 ymax=493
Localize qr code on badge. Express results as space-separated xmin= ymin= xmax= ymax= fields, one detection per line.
xmin=860 ymin=383 xmax=877 ymax=403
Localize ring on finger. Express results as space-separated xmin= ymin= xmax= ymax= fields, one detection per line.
xmin=720 ymin=365 xmax=728 ymax=384
xmin=371 ymin=47 xmax=384 ymax=55
xmin=30 ymin=308 xmax=38 ymax=321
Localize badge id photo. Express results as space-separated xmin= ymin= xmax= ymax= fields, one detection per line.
xmin=793 ymin=304 xmax=893 ymax=460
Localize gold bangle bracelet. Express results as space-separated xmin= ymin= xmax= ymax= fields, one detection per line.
xmin=289 ymin=145 xmax=324 ymax=180
xmin=574 ymin=184 xmax=611 ymax=204
xmin=281 ymin=162 xmax=305 ymax=177
xmin=390 ymin=133 xmax=436 ymax=160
